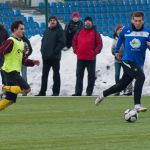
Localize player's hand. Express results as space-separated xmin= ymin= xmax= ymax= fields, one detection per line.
xmin=115 ymin=53 xmax=121 ymax=61
xmin=146 ymin=41 xmax=150 ymax=48
xmin=32 ymin=60 xmax=40 ymax=66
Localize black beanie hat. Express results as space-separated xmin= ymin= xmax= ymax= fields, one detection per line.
xmin=48 ymin=16 xmax=58 ymax=22
xmin=84 ymin=16 xmax=93 ymax=22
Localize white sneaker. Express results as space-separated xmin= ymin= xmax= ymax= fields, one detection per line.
xmin=134 ymin=104 xmax=147 ymax=112
xmin=95 ymin=93 xmax=104 ymax=106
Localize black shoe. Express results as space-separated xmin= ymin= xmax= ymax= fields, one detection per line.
xmin=72 ymin=93 xmax=82 ymax=96
xmin=52 ymin=93 xmax=59 ymax=96
xmin=114 ymin=93 xmax=120 ymax=96
xmin=124 ymin=92 xmax=132 ymax=96
xmin=22 ymin=93 xmax=27 ymax=96
xmin=35 ymin=93 xmax=46 ymax=96
xmin=86 ymin=93 xmax=92 ymax=96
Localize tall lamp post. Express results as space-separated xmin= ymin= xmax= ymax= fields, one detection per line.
xmin=44 ymin=0 xmax=48 ymax=28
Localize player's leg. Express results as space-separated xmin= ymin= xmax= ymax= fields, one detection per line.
xmin=95 ymin=72 xmax=133 ymax=106
xmin=0 ymin=98 xmax=13 ymax=111
xmin=2 ymin=71 xmax=30 ymax=95
xmin=0 ymin=71 xmax=17 ymax=111
xmin=121 ymin=61 xmax=147 ymax=112
xmin=95 ymin=61 xmax=135 ymax=106
xmin=0 ymin=92 xmax=17 ymax=111
xmin=128 ymin=64 xmax=147 ymax=112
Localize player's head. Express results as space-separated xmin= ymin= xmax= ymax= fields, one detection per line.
xmin=132 ymin=11 xmax=144 ymax=30
xmin=11 ymin=21 xmax=24 ymax=38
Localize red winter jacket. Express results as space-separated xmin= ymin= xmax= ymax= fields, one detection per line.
xmin=72 ymin=28 xmax=103 ymax=60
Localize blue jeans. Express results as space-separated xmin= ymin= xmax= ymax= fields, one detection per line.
xmin=115 ymin=61 xmax=122 ymax=83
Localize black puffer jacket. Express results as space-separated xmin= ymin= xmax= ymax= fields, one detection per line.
xmin=0 ymin=24 xmax=9 ymax=46
xmin=0 ymin=24 xmax=9 ymax=67
xmin=65 ymin=20 xmax=83 ymax=48
xmin=41 ymin=22 xmax=66 ymax=60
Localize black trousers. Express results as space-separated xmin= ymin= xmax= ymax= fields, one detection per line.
xmin=103 ymin=61 xmax=145 ymax=105
xmin=39 ymin=59 xmax=60 ymax=95
xmin=75 ymin=60 xmax=96 ymax=95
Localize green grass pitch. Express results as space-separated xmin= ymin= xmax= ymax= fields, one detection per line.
xmin=0 ymin=96 xmax=150 ymax=150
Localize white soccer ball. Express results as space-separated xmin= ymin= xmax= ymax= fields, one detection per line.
xmin=124 ymin=109 xmax=138 ymax=122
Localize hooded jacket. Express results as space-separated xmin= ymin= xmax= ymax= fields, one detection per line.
xmin=115 ymin=24 xmax=150 ymax=67
xmin=72 ymin=27 xmax=103 ymax=60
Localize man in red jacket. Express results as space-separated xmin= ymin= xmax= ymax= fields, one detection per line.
xmin=72 ymin=16 xmax=103 ymax=96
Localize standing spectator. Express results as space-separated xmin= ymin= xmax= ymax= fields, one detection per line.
xmin=95 ymin=12 xmax=150 ymax=112
xmin=111 ymin=25 xmax=132 ymax=96
xmin=0 ymin=23 xmax=9 ymax=46
xmin=36 ymin=16 xmax=66 ymax=96
xmin=72 ymin=16 xmax=103 ymax=96
xmin=0 ymin=23 xmax=9 ymax=85
xmin=65 ymin=12 xmax=83 ymax=49
xmin=21 ymin=35 xmax=33 ymax=96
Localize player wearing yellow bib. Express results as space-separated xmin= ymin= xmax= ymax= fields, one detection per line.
xmin=0 ymin=21 xmax=40 ymax=111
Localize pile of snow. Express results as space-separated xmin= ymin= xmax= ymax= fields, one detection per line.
xmin=28 ymin=35 xmax=150 ymax=96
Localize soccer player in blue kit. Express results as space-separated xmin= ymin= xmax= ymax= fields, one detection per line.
xmin=95 ymin=11 xmax=150 ymax=112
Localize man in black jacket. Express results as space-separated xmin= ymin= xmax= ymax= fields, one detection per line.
xmin=0 ymin=23 xmax=9 ymax=85
xmin=36 ymin=16 xmax=66 ymax=96
xmin=65 ymin=12 xmax=83 ymax=49
xmin=21 ymin=35 xmax=33 ymax=96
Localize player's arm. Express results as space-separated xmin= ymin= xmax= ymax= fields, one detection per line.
xmin=22 ymin=53 xmax=40 ymax=67
xmin=0 ymin=39 xmax=14 ymax=58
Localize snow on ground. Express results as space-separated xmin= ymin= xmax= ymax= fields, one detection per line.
xmin=9 ymin=11 xmax=150 ymax=96
xmin=28 ymin=35 xmax=150 ymax=96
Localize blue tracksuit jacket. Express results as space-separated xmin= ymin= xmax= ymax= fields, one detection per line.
xmin=115 ymin=25 xmax=150 ymax=67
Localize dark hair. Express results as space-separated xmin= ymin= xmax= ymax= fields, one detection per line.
xmin=11 ymin=20 xmax=24 ymax=32
xmin=133 ymin=11 xmax=144 ymax=19
xmin=130 ymin=12 xmax=134 ymax=19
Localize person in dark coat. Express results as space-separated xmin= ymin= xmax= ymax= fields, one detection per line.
xmin=21 ymin=35 xmax=33 ymax=96
xmin=65 ymin=12 xmax=83 ymax=49
xmin=21 ymin=35 xmax=33 ymax=82
xmin=0 ymin=23 xmax=9 ymax=85
xmin=72 ymin=16 xmax=103 ymax=96
xmin=36 ymin=16 xmax=66 ymax=96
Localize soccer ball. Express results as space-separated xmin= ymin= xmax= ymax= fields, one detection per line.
xmin=124 ymin=109 xmax=138 ymax=122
